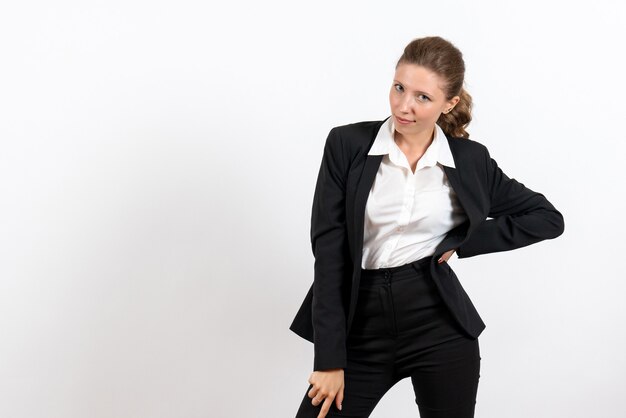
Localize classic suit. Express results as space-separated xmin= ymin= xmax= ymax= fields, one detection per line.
xmin=289 ymin=116 xmax=565 ymax=372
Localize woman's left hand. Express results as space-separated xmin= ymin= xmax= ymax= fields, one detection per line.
xmin=438 ymin=248 xmax=457 ymax=264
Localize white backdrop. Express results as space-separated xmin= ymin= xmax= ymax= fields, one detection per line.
xmin=1 ymin=1 xmax=625 ymax=417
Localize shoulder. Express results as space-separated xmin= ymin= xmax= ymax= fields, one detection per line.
xmin=332 ymin=119 xmax=385 ymax=139
xmin=324 ymin=119 xmax=387 ymax=158
xmin=447 ymin=135 xmax=488 ymax=156
xmin=446 ymin=135 xmax=491 ymax=169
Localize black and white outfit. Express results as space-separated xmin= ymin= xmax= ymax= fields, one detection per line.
xmin=290 ymin=115 xmax=565 ymax=418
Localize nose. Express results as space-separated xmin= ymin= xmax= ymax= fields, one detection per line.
xmin=399 ymin=95 xmax=413 ymax=113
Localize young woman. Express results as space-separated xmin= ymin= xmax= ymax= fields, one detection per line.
xmin=289 ymin=36 xmax=565 ymax=418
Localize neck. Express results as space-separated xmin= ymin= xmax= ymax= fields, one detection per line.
xmin=394 ymin=125 xmax=435 ymax=151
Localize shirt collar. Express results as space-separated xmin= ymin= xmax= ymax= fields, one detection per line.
xmin=368 ymin=115 xmax=456 ymax=169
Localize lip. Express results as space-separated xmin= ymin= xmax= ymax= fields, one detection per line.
xmin=395 ymin=115 xmax=415 ymax=124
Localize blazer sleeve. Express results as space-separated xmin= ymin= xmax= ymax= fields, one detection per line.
xmin=456 ymin=146 xmax=565 ymax=258
xmin=310 ymin=127 xmax=349 ymax=371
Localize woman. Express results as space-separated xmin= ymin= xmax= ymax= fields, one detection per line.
xmin=290 ymin=36 xmax=565 ymax=418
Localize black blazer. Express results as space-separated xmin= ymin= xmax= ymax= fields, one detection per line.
xmin=289 ymin=116 xmax=565 ymax=371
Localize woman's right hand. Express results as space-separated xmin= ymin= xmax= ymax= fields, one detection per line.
xmin=307 ymin=368 xmax=344 ymax=418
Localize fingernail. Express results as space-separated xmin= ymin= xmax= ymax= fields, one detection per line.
xmin=339 ymin=404 xmax=342 ymax=411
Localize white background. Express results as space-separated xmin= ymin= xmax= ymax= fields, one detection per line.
xmin=1 ymin=1 xmax=625 ymax=417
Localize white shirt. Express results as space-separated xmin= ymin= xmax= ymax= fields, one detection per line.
xmin=361 ymin=116 xmax=469 ymax=269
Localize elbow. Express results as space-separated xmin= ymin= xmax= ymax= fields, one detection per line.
xmin=546 ymin=209 xmax=565 ymax=239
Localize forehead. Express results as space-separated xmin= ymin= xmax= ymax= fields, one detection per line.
xmin=394 ymin=63 xmax=445 ymax=96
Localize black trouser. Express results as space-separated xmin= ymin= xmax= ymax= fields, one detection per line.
xmin=295 ymin=256 xmax=481 ymax=418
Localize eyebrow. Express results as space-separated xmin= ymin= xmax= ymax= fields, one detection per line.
xmin=393 ymin=80 xmax=434 ymax=97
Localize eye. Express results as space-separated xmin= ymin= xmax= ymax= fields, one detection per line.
xmin=394 ymin=84 xmax=430 ymax=101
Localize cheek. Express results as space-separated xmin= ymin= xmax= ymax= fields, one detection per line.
xmin=417 ymin=106 xmax=439 ymax=118
xmin=389 ymin=93 xmax=398 ymax=106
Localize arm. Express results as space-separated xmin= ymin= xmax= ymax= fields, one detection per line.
xmin=456 ymin=146 xmax=565 ymax=258
xmin=310 ymin=127 xmax=349 ymax=371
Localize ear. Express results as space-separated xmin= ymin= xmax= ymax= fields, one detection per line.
xmin=447 ymin=95 xmax=461 ymax=109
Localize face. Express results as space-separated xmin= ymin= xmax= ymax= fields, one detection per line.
xmin=389 ymin=63 xmax=460 ymax=138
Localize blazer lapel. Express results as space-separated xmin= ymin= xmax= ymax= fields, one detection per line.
xmin=443 ymin=165 xmax=477 ymax=231
xmin=436 ymin=137 xmax=485 ymax=255
xmin=352 ymin=154 xmax=383 ymax=265
xmin=346 ymin=153 xmax=382 ymax=329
